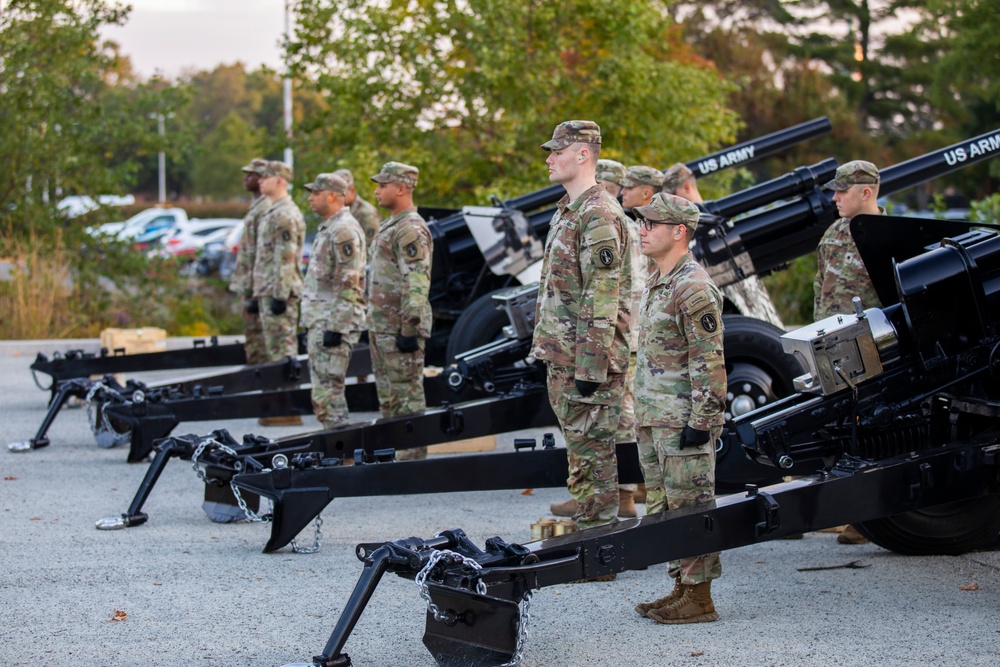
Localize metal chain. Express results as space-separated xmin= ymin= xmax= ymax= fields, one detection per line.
xmin=415 ymin=549 xmax=488 ymax=622
xmin=31 ymin=368 xmax=52 ymax=391
xmin=290 ymin=514 xmax=324 ymax=554
xmin=188 ymin=437 xmax=273 ymax=524
xmin=500 ymin=591 xmax=534 ymax=667
xmin=414 ymin=548 xmax=534 ymax=666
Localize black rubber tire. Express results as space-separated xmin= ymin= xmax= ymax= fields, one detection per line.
xmin=855 ymin=495 xmax=1000 ymax=555
xmin=446 ymin=289 xmax=514 ymax=363
xmin=721 ymin=315 xmax=804 ymax=420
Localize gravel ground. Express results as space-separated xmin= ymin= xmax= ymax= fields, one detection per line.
xmin=1 ymin=349 xmax=998 ymax=667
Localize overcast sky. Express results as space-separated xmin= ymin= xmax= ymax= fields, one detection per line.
xmin=100 ymin=0 xmax=288 ymax=79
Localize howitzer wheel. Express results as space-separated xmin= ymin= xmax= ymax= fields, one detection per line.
xmin=721 ymin=315 xmax=804 ymax=420
xmin=855 ymin=495 xmax=1000 ymax=555
xmin=445 ymin=289 xmax=512 ymax=363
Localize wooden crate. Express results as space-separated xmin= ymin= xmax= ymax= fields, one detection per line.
xmin=100 ymin=327 xmax=168 ymax=355
xmin=428 ymin=435 xmax=497 ymax=455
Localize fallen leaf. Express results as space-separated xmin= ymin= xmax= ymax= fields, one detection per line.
xmin=960 ymin=582 xmax=981 ymax=591
xmin=755 ymin=561 xmax=767 ymax=564
xmin=691 ymin=652 xmax=704 ymax=657
xmin=108 ymin=609 xmax=127 ymax=621
xmin=4 ymin=476 xmax=16 ymax=481
xmin=30 ymin=517 xmax=42 ymax=521
xmin=521 ymin=489 xmax=534 ymax=495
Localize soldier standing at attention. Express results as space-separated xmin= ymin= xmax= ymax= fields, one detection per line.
xmin=595 ymin=159 xmax=627 ymax=198
xmin=632 ymin=193 xmax=726 ymax=624
xmin=367 ymin=162 xmax=434 ymax=460
xmin=813 ymin=159 xmax=884 ymax=546
xmin=302 ymin=173 xmax=367 ymax=429
xmin=333 ymin=168 xmax=382 ymax=252
xmin=253 ymin=160 xmax=305 ymax=361
xmin=533 ymin=120 xmax=632 ymax=537
xmin=662 ymin=162 xmax=784 ymax=329
xmin=229 ymin=158 xmax=271 ymax=365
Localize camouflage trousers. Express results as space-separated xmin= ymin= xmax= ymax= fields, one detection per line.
xmin=637 ymin=425 xmax=722 ymax=584
xmin=242 ymin=306 xmax=268 ymax=365
xmin=614 ymin=353 xmax=638 ymax=493
xmin=260 ymin=295 xmax=300 ymax=362
xmin=546 ymin=364 xmax=625 ymax=530
xmin=307 ymin=328 xmax=361 ymax=430
xmin=370 ymin=332 xmax=427 ymax=460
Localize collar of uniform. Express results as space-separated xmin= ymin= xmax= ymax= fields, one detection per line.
xmin=652 ymin=252 xmax=693 ymax=287
xmin=565 ymin=184 xmax=604 ymax=213
xmin=381 ymin=206 xmax=418 ymax=229
xmin=319 ymin=208 xmax=347 ymax=231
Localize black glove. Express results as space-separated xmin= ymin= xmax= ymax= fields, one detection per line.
xmin=245 ymin=299 xmax=259 ymax=314
xmin=270 ymin=298 xmax=287 ymax=315
xmin=679 ymin=425 xmax=710 ymax=450
xmin=575 ymin=379 xmax=601 ymax=397
xmin=395 ymin=334 xmax=420 ymax=353
xmin=322 ymin=330 xmax=342 ymax=348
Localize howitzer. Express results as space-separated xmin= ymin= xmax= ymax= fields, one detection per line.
xmin=275 ymin=216 xmax=1000 ymax=667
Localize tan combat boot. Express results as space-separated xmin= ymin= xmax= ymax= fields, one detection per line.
xmin=648 ymin=581 xmax=718 ymax=624
xmin=618 ymin=489 xmax=637 ymax=518
xmin=838 ymin=524 xmax=869 ymax=544
xmin=634 ymin=575 xmax=682 ymax=617
xmin=633 ymin=483 xmax=647 ymax=504
xmin=549 ymin=498 xmax=579 ymax=517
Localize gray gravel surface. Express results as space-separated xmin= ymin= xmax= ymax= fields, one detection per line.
xmin=1 ymin=351 xmax=998 ymax=667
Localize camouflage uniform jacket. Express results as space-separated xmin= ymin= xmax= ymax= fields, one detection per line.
xmin=625 ymin=219 xmax=651 ymax=349
xmin=252 ymin=195 xmax=305 ymax=301
xmin=635 ymin=253 xmax=727 ymax=430
xmin=366 ymin=207 xmax=434 ymax=338
xmin=229 ymin=194 xmax=271 ymax=298
xmin=350 ymin=196 xmax=382 ymax=251
xmin=531 ymin=184 xmax=632 ymax=383
xmin=813 ymin=208 xmax=886 ymax=320
xmin=300 ymin=208 xmax=367 ymax=334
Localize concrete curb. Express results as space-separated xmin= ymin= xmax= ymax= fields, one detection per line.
xmin=0 ymin=335 xmax=245 ymax=359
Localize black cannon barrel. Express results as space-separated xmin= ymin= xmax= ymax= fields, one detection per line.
xmin=698 ymin=128 xmax=1000 ymax=284
xmin=500 ymin=117 xmax=833 ymax=213
xmin=702 ymin=159 xmax=838 ymax=221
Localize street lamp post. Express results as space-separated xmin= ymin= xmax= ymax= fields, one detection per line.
xmin=284 ymin=0 xmax=293 ymax=168
xmin=150 ymin=112 xmax=174 ymax=203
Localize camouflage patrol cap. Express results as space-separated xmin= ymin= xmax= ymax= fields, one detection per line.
xmin=370 ymin=161 xmax=419 ymax=187
xmin=240 ymin=158 xmax=268 ymax=175
xmin=333 ymin=168 xmax=355 ymax=187
xmin=623 ymin=165 xmax=664 ymax=189
xmin=633 ymin=192 xmax=700 ymax=231
xmin=540 ymin=120 xmax=602 ymax=151
xmin=262 ymin=160 xmax=293 ymax=181
xmin=824 ymin=160 xmax=880 ymax=191
xmin=596 ymin=159 xmax=626 ymax=187
xmin=661 ymin=163 xmax=694 ymax=194
xmin=304 ymin=173 xmax=349 ymax=195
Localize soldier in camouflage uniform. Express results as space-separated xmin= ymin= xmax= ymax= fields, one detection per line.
xmin=229 ymin=158 xmax=271 ymax=365
xmin=367 ymin=162 xmax=434 ymax=460
xmin=814 ymin=160 xmax=884 ymax=320
xmin=334 ymin=168 xmax=383 ymax=252
xmin=302 ymin=173 xmax=367 ymax=429
xmin=253 ymin=161 xmax=306 ymax=364
xmin=631 ymin=193 xmax=726 ymax=624
xmin=813 ymin=160 xmax=884 ymax=546
xmin=595 ymin=159 xmax=626 ymax=198
xmin=533 ymin=120 xmax=632 ymax=536
xmin=662 ymin=162 xmax=784 ymax=329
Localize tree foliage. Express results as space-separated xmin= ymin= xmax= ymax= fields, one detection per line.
xmin=0 ymin=0 xmax=180 ymax=237
xmin=288 ymin=0 xmax=741 ymax=206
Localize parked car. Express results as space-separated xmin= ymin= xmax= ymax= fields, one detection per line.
xmin=58 ymin=195 xmax=135 ymax=219
xmin=88 ymin=207 xmax=189 ymax=241
xmin=155 ymin=219 xmax=241 ymax=260
xmin=218 ymin=223 xmax=244 ymax=282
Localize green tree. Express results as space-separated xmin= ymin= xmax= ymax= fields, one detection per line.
xmin=0 ymin=0 xmax=175 ymax=236
xmin=190 ymin=112 xmax=260 ymax=198
xmin=289 ymin=0 xmax=740 ymax=206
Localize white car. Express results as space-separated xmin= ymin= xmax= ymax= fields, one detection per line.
xmin=88 ymin=207 xmax=188 ymax=240
xmin=155 ymin=219 xmax=241 ymax=260
xmin=58 ymin=195 xmax=135 ymax=219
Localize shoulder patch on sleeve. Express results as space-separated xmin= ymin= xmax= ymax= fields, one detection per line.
xmin=396 ymin=225 xmax=428 ymax=263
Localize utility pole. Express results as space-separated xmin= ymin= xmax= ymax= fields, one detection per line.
xmin=150 ymin=113 xmax=173 ymax=203
xmin=283 ymin=0 xmax=294 ymax=169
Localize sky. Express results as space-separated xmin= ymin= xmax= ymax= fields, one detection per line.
xmin=100 ymin=0 xmax=288 ymax=79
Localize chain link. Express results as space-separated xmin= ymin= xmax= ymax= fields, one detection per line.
xmin=188 ymin=437 xmax=272 ymax=524
xmin=290 ymin=514 xmax=323 ymax=554
xmin=414 ymin=548 xmax=533 ymax=666
xmin=85 ymin=381 xmax=130 ymax=446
